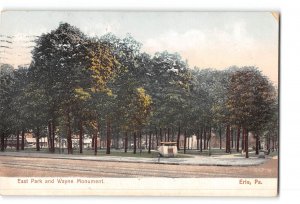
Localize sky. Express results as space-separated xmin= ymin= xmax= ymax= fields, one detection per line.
xmin=0 ymin=11 xmax=279 ymax=84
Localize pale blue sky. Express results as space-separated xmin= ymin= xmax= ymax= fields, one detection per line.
xmin=0 ymin=11 xmax=278 ymax=84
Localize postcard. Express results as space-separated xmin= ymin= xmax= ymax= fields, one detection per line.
xmin=0 ymin=11 xmax=279 ymax=196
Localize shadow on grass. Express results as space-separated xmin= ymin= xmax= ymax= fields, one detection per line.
xmin=2 ymin=147 xmax=277 ymax=158
xmin=2 ymin=148 xmax=191 ymax=158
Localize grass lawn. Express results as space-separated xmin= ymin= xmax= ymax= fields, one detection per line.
xmin=4 ymin=146 xmax=278 ymax=158
xmin=178 ymin=148 xmax=278 ymax=158
xmin=2 ymin=147 xmax=192 ymax=158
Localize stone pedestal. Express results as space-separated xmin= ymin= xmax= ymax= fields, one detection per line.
xmin=258 ymin=151 xmax=265 ymax=159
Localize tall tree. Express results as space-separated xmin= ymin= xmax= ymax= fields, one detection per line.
xmin=0 ymin=64 xmax=15 ymax=151
xmin=227 ymin=67 xmax=276 ymax=158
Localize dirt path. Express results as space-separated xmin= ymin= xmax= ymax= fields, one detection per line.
xmin=0 ymin=155 xmax=278 ymax=177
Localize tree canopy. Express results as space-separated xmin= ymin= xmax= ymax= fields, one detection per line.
xmin=0 ymin=23 xmax=278 ymax=157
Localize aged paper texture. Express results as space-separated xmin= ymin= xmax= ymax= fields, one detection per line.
xmin=0 ymin=11 xmax=279 ymax=196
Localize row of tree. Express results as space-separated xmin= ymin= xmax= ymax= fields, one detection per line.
xmin=0 ymin=23 xmax=278 ymax=158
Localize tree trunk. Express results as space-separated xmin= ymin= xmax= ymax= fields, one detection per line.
xmin=94 ymin=133 xmax=97 ymax=155
xmin=200 ymin=127 xmax=203 ymax=152
xmin=98 ymin=122 xmax=101 ymax=150
xmin=92 ymin=135 xmax=95 ymax=149
xmin=66 ymin=111 xmax=72 ymax=154
xmin=94 ymin=122 xmax=98 ymax=156
xmin=177 ymin=125 xmax=181 ymax=151
xmin=245 ymin=129 xmax=249 ymax=158
xmin=48 ymin=121 xmax=52 ymax=152
xmin=255 ymin=133 xmax=259 ymax=155
xmin=228 ymin=125 xmax=231 ymax=153
xmin=52 ymin=121 xmax=55 ymax=152
xmin=276 ymin=136 xmax=278 ymax=151
xmin=226 ymin=125 xmax=231 ymax=153
xmin=145 ymin=134 xmax=148 ymax=149
xmin=79 ymin=120 xmax=83 ymax=154
xmin=155 ymin=127 xmax=158 ymax=148
xmin=232 ymin=131 xmax=234 ymax=150
xmin=21 ymin=130 xmax=25 ymax=150
xmin=167 ymin=128 xmax=170 ymax=142
xmin=259 ymin=140 xmax=262 ymax=150
xmin=1 ymin=132 xmax=5 ymax=151
xmin=152 ymin=131 xmax=155 ymax=150
xmin=197 ymin=129 xmax=200 ymax=150
xmin=124 ymin=132 xmax=128 ymax=153
xmin=236 ymin=126 xmax=240 ymax=152
xmin=265 ymin=135 xmax=269 ymax=151
xmin=208 ymin=132 xmax=212 ymax=156
xmin=219 ymin=127 xmax=222 ymax=150
xmin=137 ymin=133 xmax=139 ymax=149
xmin=36 ymin=127 xmax=40 ymax=151
xmin=242 ymin=128 xmax=245 ymax=151
xmin=148 ymin=131 xmax=152 ymax=154
xmin=203 ymin=128 xmax=206 ymax=150
xmin=106 ymin=118 xmax=111 ymax=154
xmin=164 ymin=128 xmax=167 ymax=142
xmin=183 ymin=130 xmax=187 ymax=154
xmin=208 ymin=127 xmax=212 ymax=149
xmin=267 ymin=135 xmax=271 ymax=154
xmin=98 ymin=122 xmax=101 ymax=149
xmin=139 ymin=131 xmax=142 ymax=153
xmin=133 ymin=132 xmax=137 ymax=154
xmin=4 ymin=137 xmax=7 ymax=149
xmin=272 ymin=135 xmax=275 ymax=152
xmin=231 ymin=127 xmax=234 ymax=149
xmin=127 ymin=135 xmax=130 ymax=150
xmin=16 ymin=130 xmax=20 ymax=151
xmin=225 ymin=125 xmax=228 ymax=153
xmin=159 ymin=128 xmax=162 ymax=144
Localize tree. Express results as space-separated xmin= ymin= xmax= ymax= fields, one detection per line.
xmin=227 ymin=67 xmax=276 ymax=158
xmin=0 ymin=64 xmax=15 ymax=151
xmin=116 ymin=87 xmax=152 ymax=154
xmin=21 ymin=81 xmax=48 ymax=151
xmin=99 ymin=34 xmax=146 ymax=154
xmin=1 ymin=22 xmax=279 ymax=160
xmin=10 ymin=66 xmax=30 ymax=151
xmin=147 ymin=51 xmax=191 ymax=150
xmin=30 ymin=23 xmax=91 ymax=153
xmin=30 ymin=23 xmax=119 ymax=154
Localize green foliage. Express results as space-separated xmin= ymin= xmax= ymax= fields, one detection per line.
xmin=147 ymin=51 xmax=191 ymax=130
xmin=119 ymin=87 xmax=152 ymax=132
xmin=0 ymin=64 xmax=15 ymax=136
xmin=0 ymin=23 xmax=278 ymax=153
xmin=226 ymin=67 xmax=277 ymax=131
xmin=88 ymin=40 xmax=120 ymax=93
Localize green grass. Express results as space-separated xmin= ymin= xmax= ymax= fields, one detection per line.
xmin=72 ymin=149 xmax=192 ymax=158
xmin=178 ymin=148 xmax=224 ymax=156
xmin=177 ymin=148 xmax=279 ymax=158
xmin=98 ymin=151 xmax=190 ymax=158
xmin=5 ymin=146 xmax=279 ymax=158
xmin=2 ymin=147 xmax=192 ymax=158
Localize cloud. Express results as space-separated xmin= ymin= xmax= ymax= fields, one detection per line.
xmin=142 ymin=21 xmax=277 ymax=84
xmin=143 ymin=29 xmax=206 ymax=53
xmin=143 ymin=21 xmax=254 ymax=56
xmin=142 ymin=22 xmax=255 ymax=69
xmin=82 ymin=21 xmax=121 ymax=37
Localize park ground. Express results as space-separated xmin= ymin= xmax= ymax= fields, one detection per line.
xmin=0 ymin=149 xmax=278 ymax=178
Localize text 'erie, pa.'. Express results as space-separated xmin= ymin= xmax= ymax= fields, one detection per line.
xmin=239 ymin=179 xmax=263 ymax=185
